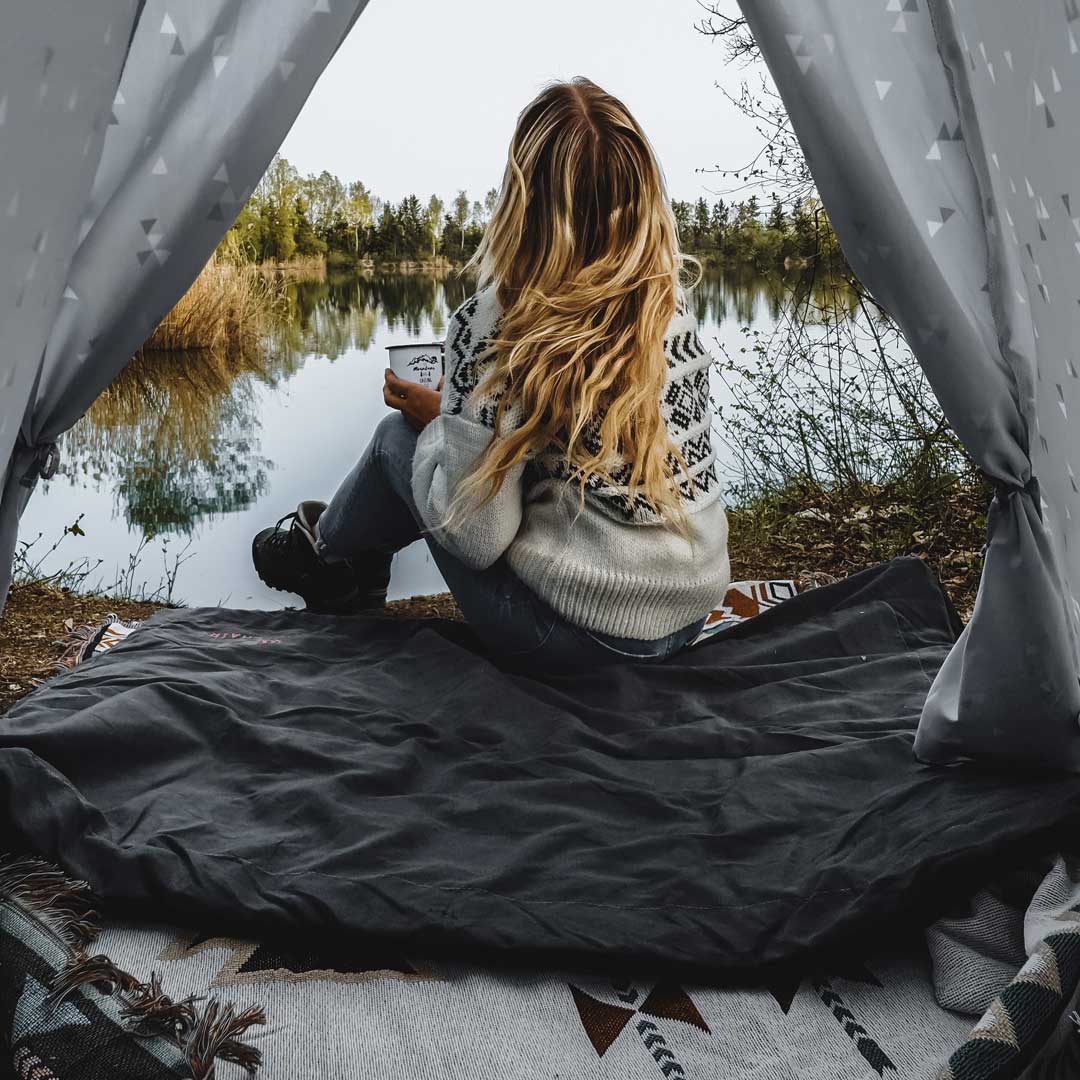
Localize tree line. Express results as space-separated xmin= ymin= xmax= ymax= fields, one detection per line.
xmin=226 ymin=155 xmax=844 ymax=271
xmin=671 ymin=193 xmax=843 ymax=272
xmin=227 ymin=155 xmax=492 ymax=265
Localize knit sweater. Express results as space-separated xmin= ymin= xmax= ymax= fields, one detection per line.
xmin=411 ymin=285 xmax=730 ymax=639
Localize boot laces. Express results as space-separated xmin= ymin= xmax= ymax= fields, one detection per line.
xmin=266 ymin=512 xmax=304 ymax=551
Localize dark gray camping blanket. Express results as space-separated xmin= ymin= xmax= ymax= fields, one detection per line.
xmin=2 ymin=558 xmax=1080 ymax=976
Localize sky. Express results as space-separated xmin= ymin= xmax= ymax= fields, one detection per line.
xmin=278 ymin=0 xmax=769 ymax=207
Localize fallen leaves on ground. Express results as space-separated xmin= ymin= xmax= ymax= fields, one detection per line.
xmin=0 ymin=584 xmax=462 ymax=716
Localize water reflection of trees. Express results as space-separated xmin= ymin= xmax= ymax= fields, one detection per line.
xmin=58 ymin=268 xmax=858 ymax=539
xmin=60 ymin=272 xmax=475 ymax=537
xmin=268 ymin=271 xmax=477 ymax=362
xmin=686 ymin=265 xmax=857 ymax=329
xmin=61 ymin=346 xmax=278 ymax=536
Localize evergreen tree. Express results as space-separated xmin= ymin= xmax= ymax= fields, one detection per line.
xmin=398 ymin=195 xmax=427 ymax=254
xmin=376 ymin=203 xmax=401 ymax=258
xmin=767 ymin=193 xmax=787 ymax=232
xmin=671 ymin=200 xmax=692 ymax=241
xmin=293 ymin=196 xmax=325 ymax=257
xmin=709 ymin=200 xmax=729 ymax=247
xmin=692 ymin=197 xmax=711 ymax=246
xmin=790 ymin=198 xmax=817 ymax=258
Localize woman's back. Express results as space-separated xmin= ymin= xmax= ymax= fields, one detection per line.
xmin=413 ymin=283 xmax=729 ymax=640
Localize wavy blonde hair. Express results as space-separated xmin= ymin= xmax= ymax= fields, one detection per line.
xmin=455 ymin=77 xmax=698 ymax=524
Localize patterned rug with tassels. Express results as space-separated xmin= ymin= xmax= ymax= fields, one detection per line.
xmin=0 ymin=857 xmax=263 ymax=1079
xmin=3 ymin=854 xmax=1080 ymax=1079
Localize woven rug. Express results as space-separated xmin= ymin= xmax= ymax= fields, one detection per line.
xmin=21 ymin=571 xmax=1080 ymax=1077
xmin=88 ymin=853 xmax=1080 ymax=1080
xmin=95 ymin=922 xmax=969 ymax=1080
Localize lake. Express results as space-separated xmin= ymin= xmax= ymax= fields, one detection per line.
xmin=21 ymin=267 xmax=841 ymax=608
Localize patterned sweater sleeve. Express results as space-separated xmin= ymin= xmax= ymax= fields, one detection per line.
xmin=410 ymin=292 xmax=525 ymax=570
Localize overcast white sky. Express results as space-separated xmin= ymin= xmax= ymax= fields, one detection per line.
xmin=279 ymin=0 xmax=768 ymax=207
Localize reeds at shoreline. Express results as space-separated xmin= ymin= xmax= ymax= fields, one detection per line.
xmin=139 ymin=255 xmax=284 ymax=357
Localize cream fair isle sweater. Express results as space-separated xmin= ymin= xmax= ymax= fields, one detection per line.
xmin=410 ymin=285 xmax=730 ymax=640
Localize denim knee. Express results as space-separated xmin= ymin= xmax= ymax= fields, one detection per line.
xmin=372 ymin=412 xmax=418 ymax=458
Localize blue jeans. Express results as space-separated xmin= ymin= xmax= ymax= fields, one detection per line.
xmin=316 ymin=414 xmax=704 ymax=673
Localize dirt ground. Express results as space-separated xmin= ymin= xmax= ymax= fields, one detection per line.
xmin=0 ymin=583 xmax=462 ymax=715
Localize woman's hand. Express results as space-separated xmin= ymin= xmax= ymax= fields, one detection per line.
xmin=383 ymin=369 xmax=443 ymax=433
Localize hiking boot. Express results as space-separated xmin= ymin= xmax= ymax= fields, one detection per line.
xmin=251 ymin=501 xmax=388 ymax=614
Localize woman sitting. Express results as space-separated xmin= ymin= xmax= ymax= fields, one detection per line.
xmin=252 ymin=77 xmax=730 ymax=672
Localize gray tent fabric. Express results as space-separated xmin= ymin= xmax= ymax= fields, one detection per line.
xmin=0 ymin=0 xmax=369 ymax=612
xmin=738 ymin=0 xmax=1080 ymax=770
xmin=0 ymin=2 xmax=141 ymax=612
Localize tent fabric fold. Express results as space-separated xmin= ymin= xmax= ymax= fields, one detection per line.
xmin=738 ymin=0 xmax=1080 ymax=769
xmin=0 ymin=0 xmax=369 ymax=612
xmin=0 ymin=2 xmax=141 ymax=612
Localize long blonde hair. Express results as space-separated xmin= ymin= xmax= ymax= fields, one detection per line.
xmin=456 ymin=77 xmax=697 ymax=523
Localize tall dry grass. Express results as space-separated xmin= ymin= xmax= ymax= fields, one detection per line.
xmin=139 ymin=254 xmax=284 ymax=357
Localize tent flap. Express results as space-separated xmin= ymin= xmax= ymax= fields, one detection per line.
xmin=0 ymin=1 xmax=141 ymax=610
xmin=739 ymin=0 xmax=1080 ymax=770
xmin=0 ymin=0 xmax=370 ymax=613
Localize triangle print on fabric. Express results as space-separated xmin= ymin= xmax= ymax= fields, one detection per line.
xmin=927 ymin=206 xmax=955 ymax=237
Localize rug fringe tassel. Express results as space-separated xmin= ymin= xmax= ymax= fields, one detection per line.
xmin=0 ymin=855 xmax=264 ymax=1076
xmin=0 ymin=854 xmax=99 ymax=951
xmin=48 ymin=952 xmax=143 ymax=1001
xmin=122 ymin=974 xmax=265 ymax=1078
xmin=185 ymin=998 xmax=267 ymax=1078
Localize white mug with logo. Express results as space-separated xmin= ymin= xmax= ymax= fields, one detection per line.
xmin=387 ymin=342 xmax=444 ymax=390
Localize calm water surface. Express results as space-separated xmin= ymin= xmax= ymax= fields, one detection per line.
xmin=22 ymin=269 xmax=837 ymax=607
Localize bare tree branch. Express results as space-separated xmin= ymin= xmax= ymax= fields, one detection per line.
xmin=693 ymin=4 xmax=760 ymax=64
